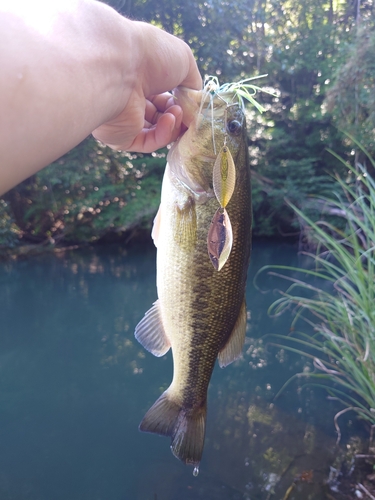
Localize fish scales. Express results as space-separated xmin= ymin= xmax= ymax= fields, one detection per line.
xmin=135 ymin=86 xmax=252 ymax=470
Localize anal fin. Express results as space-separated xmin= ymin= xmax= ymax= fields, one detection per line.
xmin=134 ymin=300 xmax=170 ymax=357
xmin=218 ymin=299 xmax=247 ymax=368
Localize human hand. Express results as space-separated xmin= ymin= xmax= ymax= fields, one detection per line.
xmin=93 ymin=92 xmax=183 ymax=153
xmin=93 ymin=22 xmax=202 ymax=153
xmin=0 ymin=4 xmax=202 ymax=194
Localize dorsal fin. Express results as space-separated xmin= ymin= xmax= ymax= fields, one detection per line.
xmin=218 ymin=299 xmax=247 ymax=367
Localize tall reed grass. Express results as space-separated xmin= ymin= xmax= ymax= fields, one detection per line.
xmin=262 ymin=145 xmax=375 ymax=428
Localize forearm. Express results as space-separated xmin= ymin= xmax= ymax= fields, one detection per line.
xmin=0 ymin=0 xmax=138 ymax=194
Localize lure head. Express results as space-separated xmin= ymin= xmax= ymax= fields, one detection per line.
xmin=169 ymin=84 xmax=247 ymax=200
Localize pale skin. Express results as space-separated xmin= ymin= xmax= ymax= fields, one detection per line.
xmin=0 ymin=0 xmax=202 ymax=195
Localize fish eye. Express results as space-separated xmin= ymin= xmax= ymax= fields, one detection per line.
xmin=227 ymin=120 xmax=242 ymax=135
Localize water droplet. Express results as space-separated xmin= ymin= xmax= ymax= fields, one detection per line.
xmin=193 ymin=466 xmax=199 ymax=477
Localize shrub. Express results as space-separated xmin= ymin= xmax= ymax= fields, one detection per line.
xmin=262 ymin=143 xmax=375 ymax=427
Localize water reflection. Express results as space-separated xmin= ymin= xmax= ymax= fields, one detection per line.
xmin=0 ymin=241 xmax=348 ymax=499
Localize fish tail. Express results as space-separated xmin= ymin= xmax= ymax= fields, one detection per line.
xmin=139 ymin=391 xmax=206 ymax=467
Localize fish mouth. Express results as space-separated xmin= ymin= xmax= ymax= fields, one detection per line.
xmin=175 ymin=83 xmax=242 ymax=130
xmin=173 ymin=86 xmax=202 ymax=127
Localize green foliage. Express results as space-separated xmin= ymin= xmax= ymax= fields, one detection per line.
xmin=325 ymin=26 xmax=375 ymax=157
xmin=0 ymin=200 xmax=20 ymax=249
xmin=248 ymin=95 xmax=348 ymax=237
xmin=2 ymin=137 xmax=165 ymax=248
xmin=251 ymin=156 xmax=337 ymax=237
xmin=112 ymin=0 xmax=262 ymax=80
xmin=116 ymin=0 xmax=371 ymax=238
xmin=2 ymin=0 xmax=375 ymax=251
xmin=262 ymin=147 xmax=375 ymax=425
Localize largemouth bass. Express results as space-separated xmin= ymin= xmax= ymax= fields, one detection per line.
xmin=135 ymin=83 xmax=252 ymax=472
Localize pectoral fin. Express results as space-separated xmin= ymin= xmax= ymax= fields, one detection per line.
xmin=218 ymin=299 xmax=247 ymax=367
xmin=151 ymin=206 xmax=162 ymax=248
xmin=173 ymin=197 xmax=197 ymax=250
xmin=134 ymin=300 xmax=170 ymax=357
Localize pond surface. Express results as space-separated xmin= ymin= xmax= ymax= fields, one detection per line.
xmin=0 ymin=241 xmax=357 ymax=499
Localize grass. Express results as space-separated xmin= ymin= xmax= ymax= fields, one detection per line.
xmin=258 ymin=143 xmax=375 ymax=429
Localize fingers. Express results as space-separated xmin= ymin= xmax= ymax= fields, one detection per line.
xmin=93 ymin=94 xmax=183 ymax=153
xmin=144 ymin=93 xmax=178 ymax=125
xmin=178 ymin=40 xmax=202 ymax=91
xmin=128 ymin=106 xmax=183 ymax=153
xmin=135 ymin=22 xmax=202 ymax=97
xmin=94 ymin=22 xmax=202 ymax=154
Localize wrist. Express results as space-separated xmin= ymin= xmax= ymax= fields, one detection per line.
xmin=131 ymin=21 xmax=202 ymax=97
xmin=83 ymin=2 xmax=141 ymax=122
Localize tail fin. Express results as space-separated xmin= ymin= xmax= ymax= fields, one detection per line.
xmin=139 ymin=390 xmax=206 ymax=467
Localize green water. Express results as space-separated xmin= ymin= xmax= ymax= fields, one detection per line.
xmin=0 ymin=241 xmax=345 ymax=499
